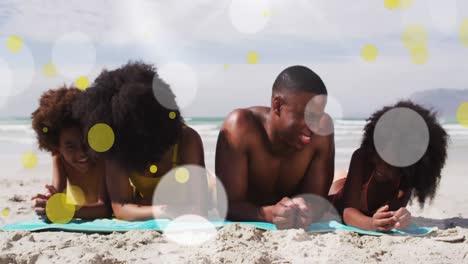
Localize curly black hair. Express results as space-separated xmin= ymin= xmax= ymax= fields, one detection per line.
xmin=360 ymin=100 xmax=449 ymax=207
xmin=72 ymin=61 xmax=183 ymax=173
xmin=31 ymin=86 xmax=82 ymax=154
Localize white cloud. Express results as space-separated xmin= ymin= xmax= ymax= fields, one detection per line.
xmin=1 ymin=0 xmax=465 ymax=45
xmin=1 ymin=0 xmax=468 ymax=117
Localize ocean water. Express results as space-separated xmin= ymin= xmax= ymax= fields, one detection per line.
xmin=1 ymin=117 xmax=468 ymax=179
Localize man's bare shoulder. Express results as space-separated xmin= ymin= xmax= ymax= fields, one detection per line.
xmin=221 ymin=108 xmax=266 ymax=145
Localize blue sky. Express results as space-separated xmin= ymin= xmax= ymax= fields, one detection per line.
xmin=0 ymin=0 xmax=468 ymax=118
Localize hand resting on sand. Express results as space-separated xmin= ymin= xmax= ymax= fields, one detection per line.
xmin=272 ymin=197 xmax=316 ymax=230
xmin=394 ymin=207 xmax=412 ymax=230
xmin=371 ymin=205 xmax=399 ymax=232
xmin=31 ymin=184 xmax=58 ymax=221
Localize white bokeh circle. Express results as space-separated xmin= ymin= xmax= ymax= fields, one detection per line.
xmin=286 ymin=193 xmax=341 ymax=263
xmin=207 ymin=171 xmax=229 ymax=221
xmin=291 ymin=193 xmax=342 ymax=225
xmin=0 ymin=57 xmax=13 ymax=107
xmin=229 ymin=0 xmax=271 ymax=34
xmin=163 ymin=214 xmax=217 ymax=246
xmin=324 ymin=95 xmax=344 ymax=121
xmin=52 ymin=32 xmax=96 ymax=78
xmin=399 ymin=1 xmax=458 ymax=39
xmin=428 ymin=0 xmax=458 ymax=33
xmin=304 ymin=95 xmax=337 ymax=136
xmin=0 ymin=38 xmax=35 ymax=98
xmin=0 ymin=36 xmax=35 ymax=109
xmin=373 ymin=107 xmax=430 ymax=167
xmin=152 ymin=165 xmax=228 ymax=220
xmin=154 ymin=62 xmax=198 ymax=110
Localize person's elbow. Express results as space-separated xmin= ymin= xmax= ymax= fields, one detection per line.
xmin=342 ymin=207 xmax=356 ymax=225
xmin=111 ymin=203 xmax=134 ymax=221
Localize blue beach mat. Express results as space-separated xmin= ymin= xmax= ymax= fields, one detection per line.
xmin=1 ymin=218 xmax=436 ymax=236
xmin=238 ymin=220 xmax=436 ymax=236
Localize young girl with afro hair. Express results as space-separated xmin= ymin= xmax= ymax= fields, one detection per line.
xmin=31 ymin=86 xmax=111 ymax=220
xmin=329 ymin=101 xmax=448 ymax=231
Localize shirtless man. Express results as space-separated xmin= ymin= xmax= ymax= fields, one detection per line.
xmin=215 ymin=65 xmax=335 ymax=229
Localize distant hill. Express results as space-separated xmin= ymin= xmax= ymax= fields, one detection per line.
xmin=410 ymin=89 xmax=468 ymax=123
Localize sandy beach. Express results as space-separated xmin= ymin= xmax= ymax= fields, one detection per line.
xmin=1 ymin=0 xmax=468 ymax=262
xmin=1 ymin=120 xmax=468 ymax=263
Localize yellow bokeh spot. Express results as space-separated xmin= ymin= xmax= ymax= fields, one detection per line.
xmin=169 ymin=111 xmax=177 ymax=120
xmin=384 ymin=0 xmax=400 ymax=9
xmin=410 ymin=46 xmax=429 ymax=64
xmin=150 ymin=165 xmax=158 ymax=174
xmin=263 ymin=11 xmax=270 ymax=17
xmin=42 ymin=127 xmax=49 ymax=133
xmin=46 ymin=193 xmax=75 ymax=224
xmin=87 ymin=123 xmax=115 ymax=152
xmin=76 ymin=76 xmax=90 ymax=91
xmin=21 ymin=152 xmax=38 ymax=169
xmin=6 ymin=35 xmax=23 ymax=53
xmin=459 ymin=19 xmax=468 ymax=47
xmin=175 ymin=167 xmax=190 ymax=184
xmin=43 ymin=63 xmax=57 ymax=77
xmin=456 ymin=102 xmax=468 ymax=127
xmin=247 ymin=51 xmax=259 ymax=64
xmin=66 ymin=185 xmax=86 ymax=207
xmin=223 ymin=64 xmax=230 ymax=70
xmin=398 ymin=0 xmax=413 ymax=9
xmin=402 ymin=24 xmax=428 ymax=50
xmin=361 ymin=44 xmax=378 ymax=62
xmin=2 ymin=208 xmax=9 ymax=217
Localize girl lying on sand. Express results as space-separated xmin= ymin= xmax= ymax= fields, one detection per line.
xmin=72 ymin=62 xmax=208 ymax=221
xmin=31 ymin=87 xmax=111 ymax=220
xmin=329 ymin=101 xmax=448 ymax=231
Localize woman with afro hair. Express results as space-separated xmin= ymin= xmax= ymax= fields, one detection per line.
xmin=31 ymin=86 xmax=111 ymax=220
xmin=328 ymin=100 xmax=448 ymax=232
xmin=73 ymin=62 xmax=207 ymax=221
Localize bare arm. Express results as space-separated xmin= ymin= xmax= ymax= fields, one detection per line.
xmin=178 ymin=126 xmax=208 ymax=217
xmin=74 ymin=160 xmax=112 ymax=219
xmin=52 ymin=155 xmax=67 ymax=193
xmin=342 ymin=149 xmax=397 ymax=231
xmin=216 ymin=110 xmax=275 ymax=222
xmin=341 ymin=149 xmax=373 ymax=229
xmin=299 ymin=132 xmax=335 ymax=221
xmin=31 ymin=155 xmax=67 ymax=218
xmin=105 ymin=160 xmax=168 ymax=221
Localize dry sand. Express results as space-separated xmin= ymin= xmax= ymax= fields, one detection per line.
xmin=1 ymin=136 xmax=468 ymax=264
xmin=1 ymin=167 xmax=468 ymax=264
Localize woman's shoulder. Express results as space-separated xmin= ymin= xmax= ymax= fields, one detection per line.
xmin=349 ymin=148 xmax=374 ymax=178
xmin=179 ymin=124 xmax=203 ymax=149
xmin=180 ymin=124 xmax=201 ymax=140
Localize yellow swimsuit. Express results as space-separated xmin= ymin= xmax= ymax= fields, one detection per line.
xmin=129 ymin=144 xmax=179 ymax=199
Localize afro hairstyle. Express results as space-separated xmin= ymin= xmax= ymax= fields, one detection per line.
xmin=360 ymin=100 xmax=449 ymax=207
xmin=31 ymin=86 xmax=82 ymax=154
xmin=72 ymin=61 xmax=184 ymax=173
